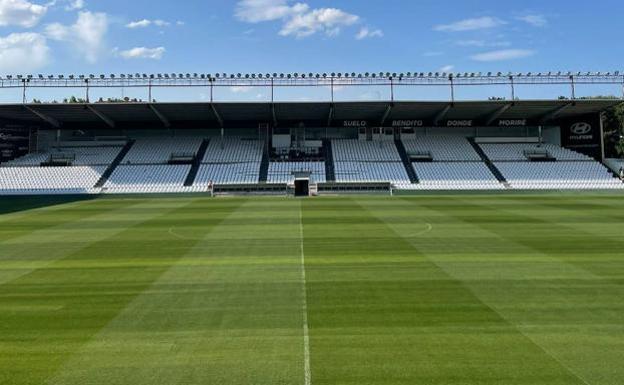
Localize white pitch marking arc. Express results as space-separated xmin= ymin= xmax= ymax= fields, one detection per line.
xmin=167 ymin=227 xmax=202 ymax=240
xmin=411 ymin=222 xmax=433 ymax=237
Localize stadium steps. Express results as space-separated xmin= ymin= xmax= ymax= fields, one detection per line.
xmin=323 ymin=139 xmax=336 ymax=182
xmin=94 ymin=140 xmax=135 ymax=188
xmin=395 ymin=140 xmax=420 ymax=183
xmin=184 ymin=139 xmax=210 ymax=187
xmin=467 ymin=138 xmax=509 ymax=186
xmin=258 ymin=147 xmax=270 ymax=183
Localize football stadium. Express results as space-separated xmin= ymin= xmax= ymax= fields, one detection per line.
xmin=2 ymin=1 xmax=624 ymax=385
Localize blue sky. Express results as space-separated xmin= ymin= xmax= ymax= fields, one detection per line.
xmin=0 ymin=0 xmax=622 ymax=102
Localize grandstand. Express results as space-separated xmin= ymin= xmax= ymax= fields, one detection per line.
xmin=0 ymin=98 xmax=622 ymax=195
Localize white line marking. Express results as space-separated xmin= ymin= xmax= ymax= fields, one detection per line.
xmin=167 ymin=227 xmax=202 ymax=241
xmin=411 ymin=223 xmax=433 ymax=237
xmin=298 ymin=202 xmax=312 ymax=385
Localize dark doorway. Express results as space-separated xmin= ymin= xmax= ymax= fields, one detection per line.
xmin=295 ymin=179 xmax=309 ymax=197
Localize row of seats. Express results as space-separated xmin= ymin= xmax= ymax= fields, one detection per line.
xmin=412 ymin=162 xmax=504 ymax=190
xmin=104 ymin=165 xmax=191 ymax=193
xmin=335 ymin=162 xmax=410 ymax=184
xmin=3 ymin=146 xmax=122 ymax=166
xmin=203 ymin=137 xmax=263 ymax=163
xmin=267 ymin=162 xmax=326 ymax=184
xmin=480 ymin=143 xmax=591 ymax=161
xmin=122 ymin=137 xmax=203 ymax=164
xmin=332 ymin=140 xmax=401 ymax=161
xmin=403 ymin=136 xmax=481 ymax=161
xmin=495 ymin=162 xmax=624 ymax=189
xmin=194 ymin=163 xmax=260 ymax=185
xmin=0 ymin=166 xmax=105 ymax=192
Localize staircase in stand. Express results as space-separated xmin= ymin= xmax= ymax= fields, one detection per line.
xmin=395 ymin=140 xmax=419 ymax=184
xmin=184 ymin=139 xmax=210 ymax=187
xmin=258 ymin=147 xmax=270 ymax=183
xmin=94 ymin=140 xmax=135 ymax=188
xmin=323 ymin=139 xmax=336 ymax=182
xmin=467 ymin=138 xmax=509 ymax=186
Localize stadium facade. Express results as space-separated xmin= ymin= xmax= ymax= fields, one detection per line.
xmin=1 ymin=72 xmax=623 ymax=195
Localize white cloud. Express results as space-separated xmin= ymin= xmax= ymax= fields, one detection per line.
xmin=153 ymin=19 xmax=170 ymax=27
xmin=235 ymin=0 xmax=306 ymax=23
xmin=126 ymin=18 xmax=171 ymax=28
xmin=517 ymin=14 xmax=547 ymax=27
xmin=455 ymin=39 xmax=511 ymax=47
xmin=236 ymin=0 xmax=360 ymax=38
xmin=64 ymin=0 xmax=83 ymax=11
xmin=0 ymin=0 xmax=47 ymax=27
xmin=471 ymin=48 xmax=535 ymax=62
xmin=279 ymin=7 xmax=359 ymax=37
xmin=45 ymin=11 xmax=108 ymax=63
xmin=434 ymin=16 xmax=506 ymax=32
xmin=355 ymin=27 xmax=383 ymax=40
xmin=439 ymin=65 xmax=454 ymax=72
xmin=0 ymin=32 xmax=49 ymax=72
xmin=126 ymin=19 xmax=150 ymax=28
xmin=118 ymin=46 xmax=165 ymax=60
xmin=230 ymin=86 xmax=252 ymax=93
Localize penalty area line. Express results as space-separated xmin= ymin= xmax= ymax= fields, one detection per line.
xmin=298 ymin=203 xmax=312 ymax=385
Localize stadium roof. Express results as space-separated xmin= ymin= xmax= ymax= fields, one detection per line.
xmin=0 ymin=99 xmax=620 ymax=129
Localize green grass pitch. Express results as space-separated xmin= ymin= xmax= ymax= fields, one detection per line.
xmin=1 ymin=194 xmax=623 ymax=385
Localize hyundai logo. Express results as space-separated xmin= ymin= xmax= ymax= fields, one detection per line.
xmin=571 ymin=122 xmax=592 ymax=135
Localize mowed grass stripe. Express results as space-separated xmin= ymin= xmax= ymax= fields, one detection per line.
xmin=45 ymin=199 xmax=306 ymax=385
xmin=303 ymin=197 xmax=582 ymax=385
xmin=0 ymin=197 xmax=229 ymax=385
xmin=0 ymin=197 xmax=122 ymax=243
xmin=387 ymin=196 xmax=622 ymax=385
xmin=0 ymin=198 xmax=191 ymax=286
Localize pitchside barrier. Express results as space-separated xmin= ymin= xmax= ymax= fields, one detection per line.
xmin=213 ymin=183 xmax=288 ymax=195
xmin=317 ymin=182 xmax=392 ymax=195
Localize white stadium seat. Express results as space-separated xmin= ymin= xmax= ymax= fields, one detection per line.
xmin=2 ymin=133 xmax=622 ymax=194
xmin=122 ymin=137 xmax=203 ymax=164
xmin=268 ymin=162 xmax=326 ymax=184
xmin=103 ymin=165 xmax=194 ymax=193
xmin=195 ymin=163 xmax=260 ymax=185
xmin=403 ymin=136 xmax=481 ymax=161
xmin=495 ymin=161 xmax=624 ymax=190
xmin=0 ymin=166 xmax=105 ymax=195
xmin=410 ymin=162 xmax=504 ymax=190
xmin=480 ymin=143 xmax=591 ymax=161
